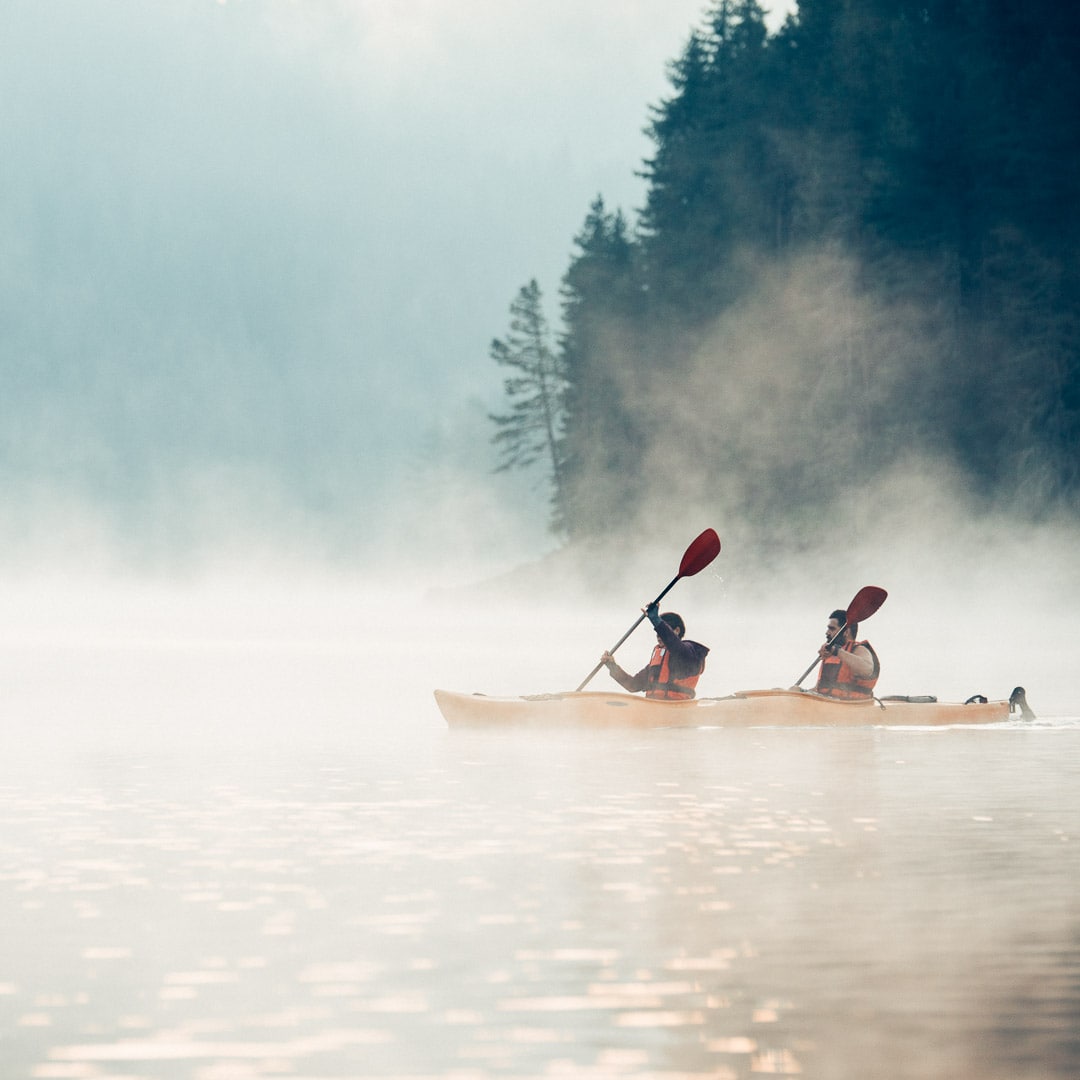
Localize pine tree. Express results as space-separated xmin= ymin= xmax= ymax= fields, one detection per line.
xmin=638 ymin=0 xmax=777 ymax=324
xmin=555 ymin=198 xmax=642 ymax=538
xmin=488 ymin=281 xmax=566 ymax=517
xmin=490 ymin=0 xmax=1080 ymax=540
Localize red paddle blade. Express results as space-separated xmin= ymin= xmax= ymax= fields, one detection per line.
xmin=678 ymin=528 xmax=721 ymax=577
xmin=846 ymin=585 xmax=887 ymax=625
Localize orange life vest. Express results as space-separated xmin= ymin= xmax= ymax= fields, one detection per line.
xmin=816 ymin=639 xmax=880 ymax=700
xmin=645 ymin=644 xmax=703 ymax=700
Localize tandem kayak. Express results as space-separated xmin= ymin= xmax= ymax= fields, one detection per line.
xmin=434 ymin=687 xmax=1030 ymax=730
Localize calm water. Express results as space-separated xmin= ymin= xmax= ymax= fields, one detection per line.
xmin=2 ymin=718 xmax=1077 ymax=1080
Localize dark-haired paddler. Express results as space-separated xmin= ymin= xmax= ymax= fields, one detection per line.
xmin=815 ymin=608 xmax=880 ymax=699
xmin=601 ymin=604 xmax=709 ymax=700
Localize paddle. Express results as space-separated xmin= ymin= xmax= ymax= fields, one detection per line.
xmin=793 ymin=584 xmax=888 ymax=688
xmin=576 ymin=528 xmax=721 ymax=692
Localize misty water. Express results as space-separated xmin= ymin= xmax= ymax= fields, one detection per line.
xmin=1 ymin=576 xmax=1078 ymax=1080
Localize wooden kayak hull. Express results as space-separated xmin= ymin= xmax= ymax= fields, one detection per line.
xmin=434 ymin=688 xmax=1012 ymax=729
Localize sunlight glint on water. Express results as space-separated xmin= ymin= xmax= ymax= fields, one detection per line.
xmin=0 ymin=576 xmax=1077 ymax=1079
xmin=2 ymin=721 xmax=1078 ymax=1080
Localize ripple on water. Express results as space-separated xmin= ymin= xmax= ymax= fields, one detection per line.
xmin=0 ymin=726 xmax=1076 ymax=1079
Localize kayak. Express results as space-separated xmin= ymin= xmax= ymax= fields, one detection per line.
xmin=434 ymin=687 xmax=1020 ymax=729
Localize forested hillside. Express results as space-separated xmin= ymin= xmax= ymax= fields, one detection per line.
xmin=490 ymin=0 xmax=1080 ymax=548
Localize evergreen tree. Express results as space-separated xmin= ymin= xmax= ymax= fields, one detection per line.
xmin=555 ymin=198 xmax=642 ymax=538
xmin=492 ymin=0 xmax=1080 ymax=541
xmin=488 ymin=281 xmax=566 ymax=519
xmin=638 ymin=1 xmax=777 ymax=326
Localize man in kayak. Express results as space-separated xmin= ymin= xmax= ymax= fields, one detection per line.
xmin=815 ymin=609 xmax=880 ymax=699
xmin=601 ymin=604 xmax=709 ymax=700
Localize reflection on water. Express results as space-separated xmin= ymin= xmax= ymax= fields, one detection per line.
xmin=1 ymin=724 xmax=1078 ymax=1079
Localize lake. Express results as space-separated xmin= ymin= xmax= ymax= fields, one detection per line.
xmin=2 ymin=716 xmax=1077 ymax=1080
xmin=1 ymin=573 xmax=1077 ymax=1079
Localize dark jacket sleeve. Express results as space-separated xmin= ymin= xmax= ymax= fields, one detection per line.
xmin=654 ymin=619 xmax=709 ymax=678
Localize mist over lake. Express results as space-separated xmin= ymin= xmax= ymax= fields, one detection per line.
xmin=3 ymin=601 xmax=1077 ymax=1080
xmin=3 ymin=1 xmax=1079 ymax=1076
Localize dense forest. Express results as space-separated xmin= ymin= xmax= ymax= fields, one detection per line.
xmin=489 ymin=0 xmax=1080 ymax=550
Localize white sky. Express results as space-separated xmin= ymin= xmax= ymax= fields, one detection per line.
xmin=2 ymin=1 xmax=1073 ymax=730
xmin=0 ymin=0 xmax=797 ymax=570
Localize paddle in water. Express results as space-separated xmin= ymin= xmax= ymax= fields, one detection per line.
xmin=576 ymin=528 xmax=721 ymax=692
xmin=793 ymin=584 xmax=888 ymax=688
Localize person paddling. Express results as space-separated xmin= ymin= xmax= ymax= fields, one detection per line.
xmin=815 ymin=608 xmax=880 ymax=699
xmin=601 ymin=604 xmax=709 ymax=700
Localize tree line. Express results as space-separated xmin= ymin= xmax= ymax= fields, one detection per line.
xmin=489 ymin=0 xmax=1080 ymax=545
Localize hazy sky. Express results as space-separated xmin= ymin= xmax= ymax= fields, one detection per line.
xmin=0 ymin=0 xmax=796 ymax=572
xmin=3 ymin=1 xmax=1073 ymax=721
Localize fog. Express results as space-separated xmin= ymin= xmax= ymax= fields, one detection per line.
xmin=3 ymin=0 xmax=773 ymax=568
xmin=3 ymin=13 xmax=1077 ymax=1080
xmin=2 ymin=0 xmax=1077 ymax=751
xmin=2 ymin=488 xmax=1076 ymax=772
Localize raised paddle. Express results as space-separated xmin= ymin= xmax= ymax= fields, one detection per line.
xmin=576 ymin=528 xmax=721 ymax=692
xmin=793 ymin=584 xmax=888 ymax=687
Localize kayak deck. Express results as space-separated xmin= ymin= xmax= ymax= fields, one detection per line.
xmin=434 ymin=688 xmax=1013 ymax=729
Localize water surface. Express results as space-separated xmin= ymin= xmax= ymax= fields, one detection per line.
xmin=2 ymin=720 xmax=1077 ymax=1079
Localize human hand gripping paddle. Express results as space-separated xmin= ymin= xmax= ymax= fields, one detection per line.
xmin=793 ymin=584 xmax=888 ymax=688
xmin=576 ymin=528 xmax=721 ymax=692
